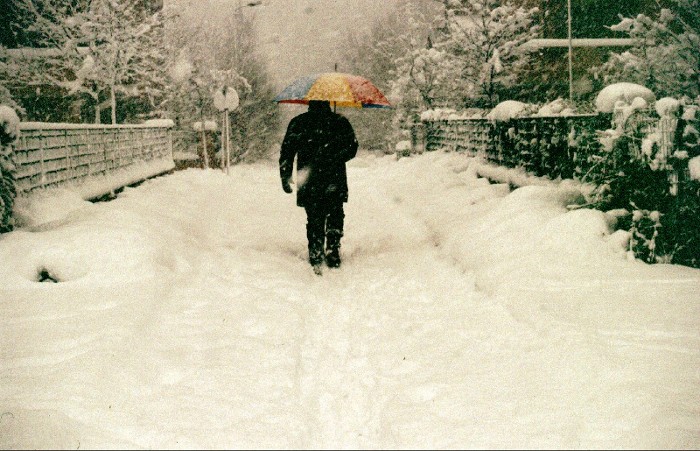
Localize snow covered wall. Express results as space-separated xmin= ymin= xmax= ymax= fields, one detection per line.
xmin=13 ymin=122 xmax=175 ymax=198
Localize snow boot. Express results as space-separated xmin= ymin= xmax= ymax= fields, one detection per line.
xmin=307 ymin=223 xmax=325 ymax=269
xmin=325 ymin=229 xmax=342 ymax=268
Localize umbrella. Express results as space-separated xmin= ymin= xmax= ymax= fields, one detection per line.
xmin=274 ymin=72 xmax=391 ymax=109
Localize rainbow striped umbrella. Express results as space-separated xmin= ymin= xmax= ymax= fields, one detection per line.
xmin=274 ymin=72 xmax=391 ymax=109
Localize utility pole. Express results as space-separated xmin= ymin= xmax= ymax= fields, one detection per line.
xmin=567 ymin=0 xmax=573 ymax=103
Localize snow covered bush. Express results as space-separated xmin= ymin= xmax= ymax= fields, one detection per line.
xmin=533 ymin=98 xmax=575 ymax=117
xmin=627 ymin=206 xmax=663 ymax=263
xmin=0 ymin=106 xmax=19 ymax=233
xmin=594 ymin=83 xmax=656 ymax=114
xmin=584 ymin=89 xmax=700 ymax=267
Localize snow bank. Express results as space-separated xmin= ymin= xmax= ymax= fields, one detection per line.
xmin=13 ymin=158 xmax=175 ymax=228
xmin=12 ymin=189 xmax=92 ymax=228
xmin=595 ymin=82 xmax=655 ymax=113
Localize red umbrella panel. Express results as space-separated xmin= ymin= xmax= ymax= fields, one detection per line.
xmin=274 ymin=72 xmax=391 ymax=109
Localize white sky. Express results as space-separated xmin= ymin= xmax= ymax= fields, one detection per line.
xmin=254 ymin=0 xmax=400 ymax=86
xmin=174 ymin=0 xmax=401 ymax=88
xmin=1 ymin=150 xmax=699 ymax=449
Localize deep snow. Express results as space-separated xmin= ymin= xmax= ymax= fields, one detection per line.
xmin=0 ymin=151 xmax=698 ymax=449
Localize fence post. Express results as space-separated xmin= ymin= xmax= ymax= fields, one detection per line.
xmin=103 ymin=127 xmax=108 ymax=175
xmin=66 ymin=128 xmax=72 ymax=183
xmin=85 ymin=128 xmax=92 ymax=177
xmin=168 ymin=127 xmax=173 ymax=160
xmin=39 ymin=128 xmax=46 ymax=188
xmin=411 ymin=121 xmax=425 ymax=153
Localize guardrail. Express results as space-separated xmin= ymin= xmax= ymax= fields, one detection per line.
xmin=423 ymin=114 xmax=611 ymax=180
xmin=14 ymin=122 xmax=174 ymax=194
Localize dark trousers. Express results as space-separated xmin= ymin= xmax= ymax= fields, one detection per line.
xmin=304 ymin=201 xmax=344 ymax=265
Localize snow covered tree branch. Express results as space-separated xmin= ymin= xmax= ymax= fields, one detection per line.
xmin=9 ymin=0 xmax=167 ymax=124
xmin=441 ymin=0 xmax=540 ymax=108
xmin=593 ymin=0 xmax=700 ymax=100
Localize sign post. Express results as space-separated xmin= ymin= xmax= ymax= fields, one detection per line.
xmin=213 ymin=86 xmax=240 ymax=174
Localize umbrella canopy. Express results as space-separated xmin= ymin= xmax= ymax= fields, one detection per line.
xmin=274 ymin=72 xmax=391 ymax=109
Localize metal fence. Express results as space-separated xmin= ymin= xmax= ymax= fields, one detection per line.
xmin=14 ymin=123 xmax=174 ymax=193
xmin=421 ymin=108 xmax=698 ymax=196
xmin=424 ymin=119 xmax=492 ymax=156
xmin=423 ymin=114 xmax=612 ymax=179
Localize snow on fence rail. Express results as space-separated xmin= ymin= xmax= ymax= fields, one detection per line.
xmin=14 ymin=122 xmax=174 ymax=194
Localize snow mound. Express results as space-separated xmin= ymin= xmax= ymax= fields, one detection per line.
xmin=595 ymin=83 xmax=655 ymax=113
xmin=487 ymin=100 xmax=532 ymax=121
xmin=13 ymin=188 xmax=92 ymax=228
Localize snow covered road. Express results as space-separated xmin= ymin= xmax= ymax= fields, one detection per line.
xmin=1 ymin=152 xmax=699 ymax=449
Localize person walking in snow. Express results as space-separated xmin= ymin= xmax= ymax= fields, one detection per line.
xmin=279 ymin=100 xmax=358 ymax=274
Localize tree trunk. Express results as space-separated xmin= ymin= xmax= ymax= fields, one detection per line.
xmin=95 ymin=103 xmax=101 ymax=124
xmin=110 ymin=87 xmax=117 ymax=125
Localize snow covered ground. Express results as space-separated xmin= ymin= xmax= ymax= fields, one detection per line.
xmin=0 ymin=150 xmax=698 ymax=449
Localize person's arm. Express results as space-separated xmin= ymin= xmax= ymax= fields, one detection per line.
xmin=338 ymin=116 xmax=358 ymax=163
xmin=279 ymin=119 xmax=298 ymax=193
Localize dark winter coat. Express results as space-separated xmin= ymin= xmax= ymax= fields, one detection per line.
xmin=279 ymin=101 xmax=358 ymax=207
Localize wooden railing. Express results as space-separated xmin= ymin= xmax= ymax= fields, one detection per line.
xmin=14 ymin=122 xmax=174 ymax=193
